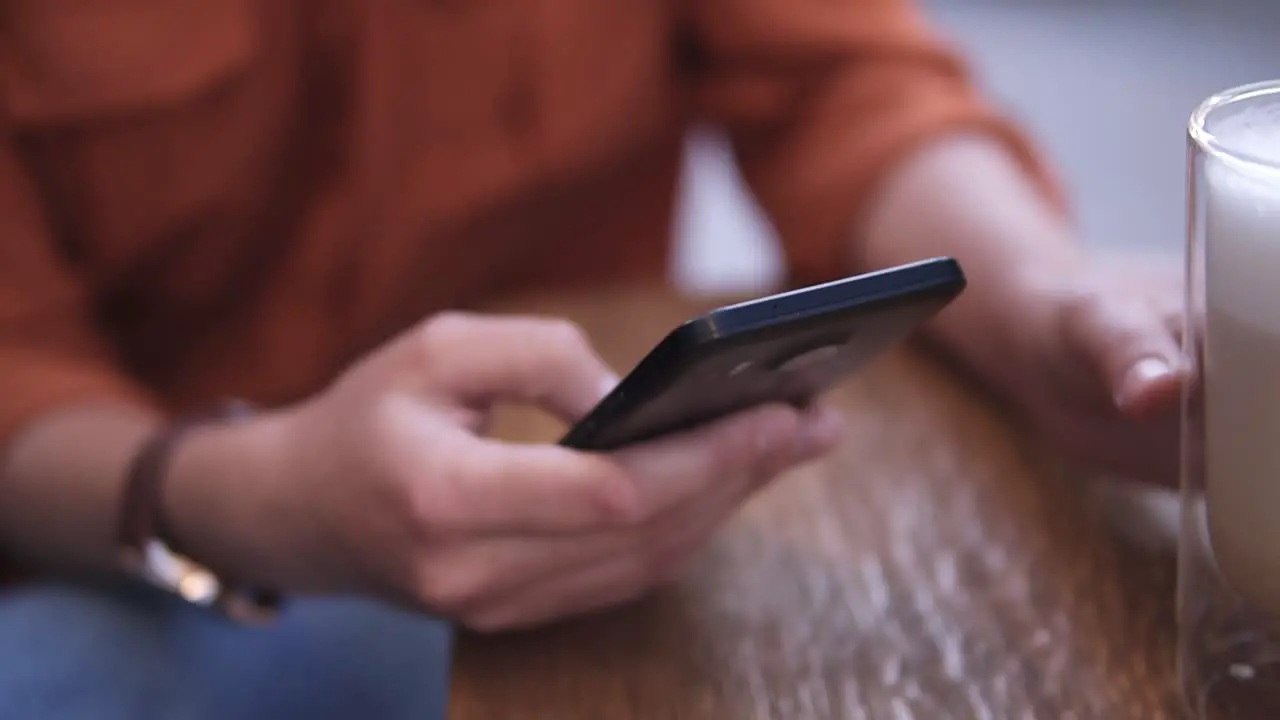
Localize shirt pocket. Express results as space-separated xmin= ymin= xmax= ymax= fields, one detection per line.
xmin=0 ymin=0 xmax=259 ymax=125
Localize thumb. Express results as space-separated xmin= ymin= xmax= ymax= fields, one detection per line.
xmin=1062 ymin=295 xmax=1185 ymax=420
xmin=404 ymin=313 xmax=619 ymax=421
xmin=615 ymin=402 xmax=844 ymax=516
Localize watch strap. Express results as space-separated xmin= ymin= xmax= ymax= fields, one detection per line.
xmin=117 ymin=399 xmax=282 ymax=621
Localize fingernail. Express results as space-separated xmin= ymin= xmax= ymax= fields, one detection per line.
xmin=599 ymin=372 xmax=620 ymax=400
xmin=1116 ymin=357 xmax=1175 ymax=409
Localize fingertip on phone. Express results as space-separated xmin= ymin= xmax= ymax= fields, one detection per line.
xmin=599 ymin=372 xmax=621 ymax=399
xmin=795 ymin=405 xmax=845 ymax=455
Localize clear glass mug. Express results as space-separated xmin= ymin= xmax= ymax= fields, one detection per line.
xmin=1181 ymin=79 xmax=1280 ymax=718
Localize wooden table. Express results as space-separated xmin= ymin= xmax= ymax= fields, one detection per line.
xmin=449 ymin=286 xmax=1186 ymax=719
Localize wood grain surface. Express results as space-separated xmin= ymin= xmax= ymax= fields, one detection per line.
xmin=449 ymin=286 xmax=1187 ymax=719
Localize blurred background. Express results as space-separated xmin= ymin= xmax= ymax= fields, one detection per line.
xmin=671 ymin=0 xmax=1280 ymax=295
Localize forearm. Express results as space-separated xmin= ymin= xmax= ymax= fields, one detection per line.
xmin=0 ymin=402 xmax=291 ymax=589
xmin=0 ymin=404 xmax=160 ymax=576
xmin=855 ymin=133 xmax=1082 ymax=368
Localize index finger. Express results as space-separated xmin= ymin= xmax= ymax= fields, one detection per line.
xmin=434 ymin=437 xmax=641 ymax=536
xmin=406 ymin=313 xmax=619 ymax=421
xmin=1061 ymin=296 xmax=1186 ymax=418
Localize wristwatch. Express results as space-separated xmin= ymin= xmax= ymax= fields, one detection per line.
xmin=117 ymin=400 xmax=283 ymax=623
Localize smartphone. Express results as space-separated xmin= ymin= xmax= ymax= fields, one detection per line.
xmin=560 ymin=256 xmax=967 ymax=451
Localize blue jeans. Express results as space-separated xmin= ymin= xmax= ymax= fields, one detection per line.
xmin=0 ymin=579 xmax=452 ymax=720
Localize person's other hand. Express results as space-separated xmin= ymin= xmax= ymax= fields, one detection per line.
xmin=171 ymin=313 xmax=843 ymax=631
xmin=983 ymin=256 xmax=1187 ymax=486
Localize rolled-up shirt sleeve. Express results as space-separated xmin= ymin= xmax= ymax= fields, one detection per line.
xmin=685 ymin=0 xmax=1066 ymax=286
xmin=0 ymin=135 xmax=155 ymax=454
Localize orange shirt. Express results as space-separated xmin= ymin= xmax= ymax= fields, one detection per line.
xmin=0 ymin=0 xmax=1052 ymax=454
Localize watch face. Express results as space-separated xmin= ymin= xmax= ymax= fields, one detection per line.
xmin=138 ymin=540 xmax=220 ymax=606
xmin=131 ymin=539 xmax=281 ymax=623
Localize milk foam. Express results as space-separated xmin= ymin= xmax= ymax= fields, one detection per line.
xmin=1210 ymin=101 xmax=1280 ymax=166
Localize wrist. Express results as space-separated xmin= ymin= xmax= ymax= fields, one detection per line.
xmin=161 ymin=408 xmax=299 ymax=595
xmin=853 ymin=132 xmax=1086 ymax=367
xmin=924 ymin=249 xmax=1079 ymax=399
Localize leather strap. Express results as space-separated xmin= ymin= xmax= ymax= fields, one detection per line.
xmin=118 ymin=400 xmax=254 ymax=557
xmin=115 ymin=399 xmax=281 ymax=622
